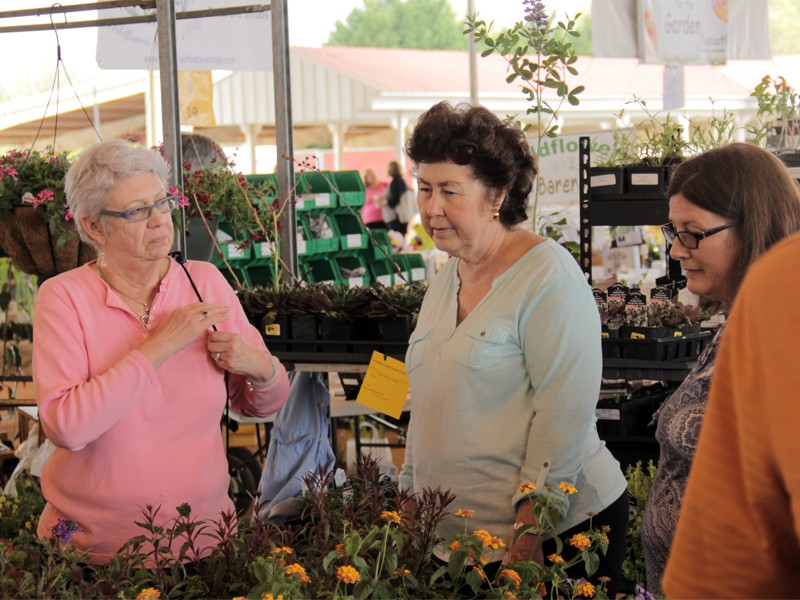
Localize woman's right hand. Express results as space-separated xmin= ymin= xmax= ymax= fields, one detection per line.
xmin=139 ymin=302 xmax=229 ymax=369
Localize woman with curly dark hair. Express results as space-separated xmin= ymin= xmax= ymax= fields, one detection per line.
xmin=397 ymin=102 xmax=628 ymax=593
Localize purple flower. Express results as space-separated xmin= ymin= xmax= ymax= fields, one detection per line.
xmin=523 ymin=0 xmax=548 ymax=32
xmin=51 ymin=518 xmax=81 ymax=543
xmin=635 ymin=585 xmax=656 ymax=600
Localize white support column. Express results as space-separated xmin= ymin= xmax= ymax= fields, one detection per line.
xmin=145 ymin=70 xmax=163 ymax=148
xmin=240 ymin=123 xmax=260 ymax=174
xmin=391 ymin=112 xmax=410 ymax=163
xmin=328 ymin=122 xmax=345 ymax=171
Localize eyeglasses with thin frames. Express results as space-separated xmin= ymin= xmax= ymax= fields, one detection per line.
xmin=99 ymin=195 xmax=177 ymax=223
xmin=661 ymin=222 xmax=735 ymax=250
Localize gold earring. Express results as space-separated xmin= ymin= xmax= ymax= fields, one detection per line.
xmin=492 ymin=210 xmax=500 ymax=221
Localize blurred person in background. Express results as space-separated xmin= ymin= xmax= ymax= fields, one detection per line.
xmin=360 ymin=168 xmax=387 ymax=230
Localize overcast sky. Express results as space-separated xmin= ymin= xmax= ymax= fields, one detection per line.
xmin=0 ymin=0 xmax=589 ymax=95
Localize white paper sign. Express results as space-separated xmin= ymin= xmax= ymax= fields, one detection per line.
xmin=639 ymin=0 xmax=728 ymax=65
xmin=533 ymin=131 xmax=619 ymax=205
xmin=96 ymin=0 xmax=272 ymax=71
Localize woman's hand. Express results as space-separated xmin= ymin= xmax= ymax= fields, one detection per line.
xmin=139 ymin=302 xmax=229 ymax=369
xmin=504 ymin=531 xmax=544 ymax=565
xmin=208 ymin=330 xmax=276 ymax=384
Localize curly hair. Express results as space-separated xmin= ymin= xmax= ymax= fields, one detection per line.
xmin=667 ymin=143 xmax=800 ymax=302
xmin=404 ymin=102 xmax=537 ymax=226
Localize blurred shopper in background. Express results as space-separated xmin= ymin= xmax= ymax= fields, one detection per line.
xmin=382 ymin=160 xmax=409 ymax=235
xmin=360 ymin=168 xmax=387 ymax=230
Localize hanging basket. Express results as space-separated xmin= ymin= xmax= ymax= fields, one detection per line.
xmin=0 ymin=206 xmax=96 ymax=279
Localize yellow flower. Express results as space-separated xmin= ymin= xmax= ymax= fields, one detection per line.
xmin=569 ymin=533 xmax=592 ymax=551
xmin=270 ymin=546 xmax=294 ymax=556
xmin=518 ymin=482 xmax=536 ymax=494
xmin=449 ymin=540 xmax=461 ymax=551
xmin=500 ymin=569 xmax=522 ymax=587
xmin=380 ymin=510 xmax=401 ymax=524
xmin=284 ymin=563 xmax=311 ymax=584
xmin=336 ymin=565 xmax=361 ymax=584
xmin=136 ymin=589 xmax=161 ymax=600
xmin=548 ymin=553 xmax=565 ymax=564
xmin=473 ymin=529 xmax=506 ymax=549
xmin=394 ymin=569 xmax=410 ymax=576
xmin=504 ymin=592 xmax=518 ymax=600
xmin=454 ymin=509 xmax=475 ymax=518
xmin=335 ymin=543 xmax=345 ymax=551
xmin=261 ymin=595 xmax=284 ymax=600
xmin=472 ymin=566 xmax=487 ymax=582
xmin=558 ymin=482 xmax=578 ymax=495
xmin=575 ymin=580 xmax=596 ymax=597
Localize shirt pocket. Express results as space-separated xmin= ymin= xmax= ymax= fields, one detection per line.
xmin=453 ymin=324 xmax=513 ymax=369
xmin=405 ymin=325 xmax=432 ymax=375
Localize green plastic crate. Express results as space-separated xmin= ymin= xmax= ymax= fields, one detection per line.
xmin=368 ymin=258 xmax=401 ymax=287
xmin=336 ymin=254 xmax=372 ymax=288
xmin=249 ymin=240 xmax=279 ymax=265
xmin=332 ymin=171 xmax=365 ymax=208
xmin=332 ymin=213 xmax=369 ymax=250
xmin=295 ymin=171 xmax=338 ymax=211
xmin=395 ymin=253 xmax=427 ymax=283
xmin=246 ymin=261 xmax=279 ymax=288
xmin=217 ymin=264 xmax=251 ymax=289
xmin=300 ymin=257 xmax=342 ymax=285
xmin=299 ymin=214 xmax=340 ymax=254
xmin=218 ymin=240 xmax=252 ymax=262
xmin=369 ymin=228 xmax=393 ymax=260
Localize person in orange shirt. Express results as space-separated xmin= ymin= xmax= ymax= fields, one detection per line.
xmin=663 ymin=231 xmax=800 ymax=597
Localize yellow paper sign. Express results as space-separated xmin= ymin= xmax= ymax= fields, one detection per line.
xmin=178 ymin=71 xmax=216 ymax=127
xmin=356 ymin=351 xmax=410 ymax=419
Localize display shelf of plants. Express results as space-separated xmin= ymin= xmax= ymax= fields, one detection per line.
xmin=238 ymin=281 xmax=426 ymax=365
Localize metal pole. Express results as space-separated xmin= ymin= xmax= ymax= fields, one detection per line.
xmin=156 ymin=0 xmax=184 ymax=255
xmin=272 ymin=0 xmax=297 ymax=280
xmin=467 ymin=0 xmax=477 ymax=104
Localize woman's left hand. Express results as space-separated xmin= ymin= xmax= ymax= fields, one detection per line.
xmin=207 ymin=330 xmax=276 ymax=383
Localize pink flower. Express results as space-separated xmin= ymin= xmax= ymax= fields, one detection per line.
xmin=64 ymin=204 xmax=73 ymax=221
xmin=33 ymin=189 xmax=55 ymax=207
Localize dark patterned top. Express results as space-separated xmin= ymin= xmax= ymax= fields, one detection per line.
xmin=640 ymin=323 xmax=726 ymax=596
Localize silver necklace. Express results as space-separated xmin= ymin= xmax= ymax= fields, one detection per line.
xmin=98 ymin=267 xmax=153 ymax=328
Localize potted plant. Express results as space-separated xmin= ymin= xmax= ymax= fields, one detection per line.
xmin=749 ymin=74 xmax=800 ymax=171
xmin=0 ymin=148 xmax=95 ymax=278
xmin=238 ymin=284 xmax=294 ymax=352
xmin=368 ymin=282 xmax=427 ymax=344
xmin=592 ymin=127 xmax=638 ymax=196
xmin=687 ymin=103 xmax=737 ymax=155
xmin=314 ymin=284 xmax=376 ymax=353
xmin=626 ymin=98 xmax=688 ymax=195
xmin=154 ymin=141 xmax=277 ymax=263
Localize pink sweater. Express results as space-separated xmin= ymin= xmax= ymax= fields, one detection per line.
xmin=33 ymin=258 xmax=290 ymax=563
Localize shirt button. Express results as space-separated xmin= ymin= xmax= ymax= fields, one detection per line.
xmin=480 ymin=331 xmax=486 ymax=337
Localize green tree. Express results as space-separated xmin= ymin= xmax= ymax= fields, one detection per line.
xmin=326 ymin=0 xmax=466 ymax=50
xmin=770 ymin=0 xmax=800 ymax=55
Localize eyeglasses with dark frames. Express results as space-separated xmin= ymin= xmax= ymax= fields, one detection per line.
xmin=661 ymin=222 xmax=735 ymax=250
xmin=99 ymin=195 xmax=178 ymax=223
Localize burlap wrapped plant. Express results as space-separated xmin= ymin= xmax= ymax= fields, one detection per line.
xmin=0 ymin=148 xmax=95 ymax=279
